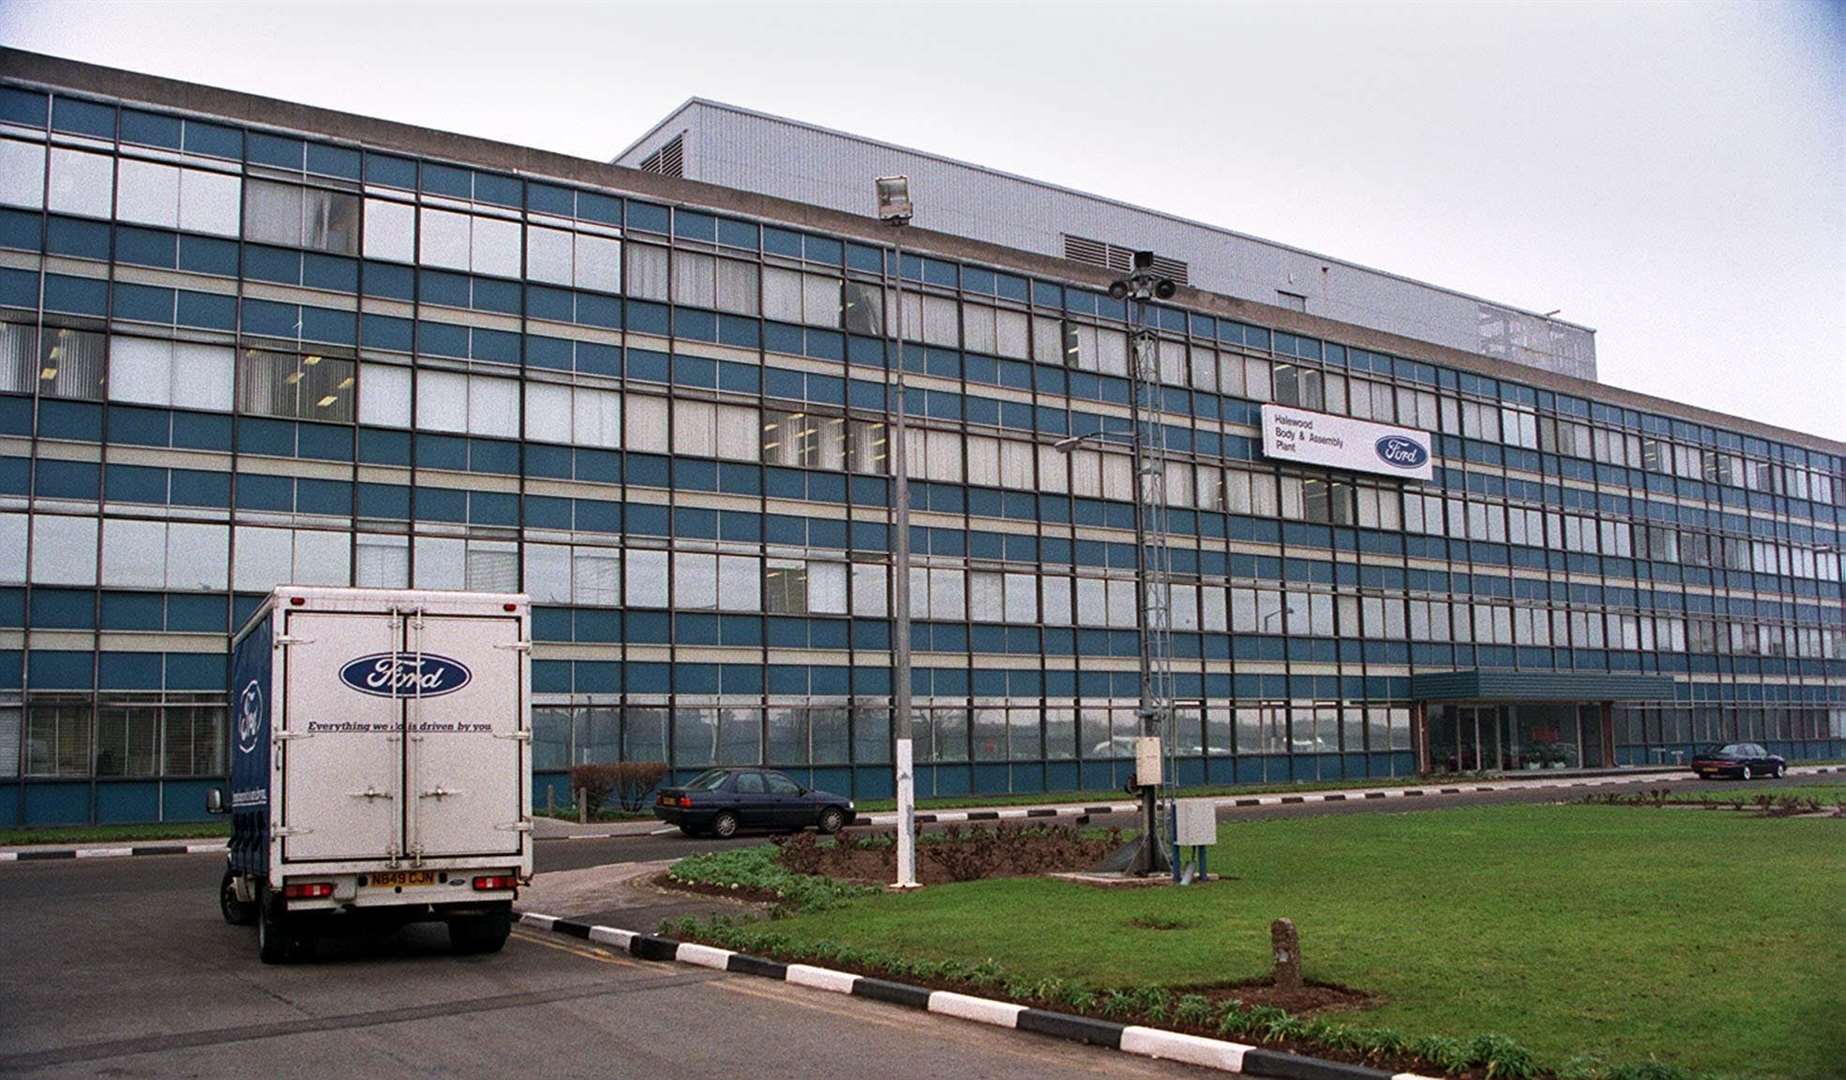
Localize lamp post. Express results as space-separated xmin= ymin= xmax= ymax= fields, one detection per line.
xmin=875 ymin=175 xmax=920 ymax=890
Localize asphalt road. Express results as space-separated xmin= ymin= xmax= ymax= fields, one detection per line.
xmin=538 ymin=769 xmax=1846 ymax=871
xmin=0 ymin=851 xmax=1200 ymax=1079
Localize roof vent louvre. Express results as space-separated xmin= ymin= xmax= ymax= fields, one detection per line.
xmin=1062 ymin=234 xmax=1188 ymax=286
xmin=639 ymin=132 xmax=685 ymax=178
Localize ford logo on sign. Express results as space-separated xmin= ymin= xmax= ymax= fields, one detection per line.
xmin=338 ymin=653 xmax=473 ymax=698
xmin=1374 ymin=436 xmax=1429 ymax=470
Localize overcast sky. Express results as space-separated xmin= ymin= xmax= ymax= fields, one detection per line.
xmin=4 ymin=0 xmax=1841 ymax=439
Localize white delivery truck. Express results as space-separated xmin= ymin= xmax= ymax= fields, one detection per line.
xmin=211 ymin=588 xmax=534 ymax=963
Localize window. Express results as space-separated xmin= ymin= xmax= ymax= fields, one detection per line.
xmin=243 ymin=178 xmax=359 ymax=254
xmin=238 ymin=349 xmax=356 ymax=422
xmin=674 ymin=400 xmax=759 ymax=461
xmin=108 ymin=337 xmax=234 ymax=411
xmin=843 ymin=282 xmax=882 ymax=335
xmin=163 ymin=702 xmax=225 ymax=776
xmin=24 ymin=326 xmax=106 ymax=401
xmin=232 ymin=526 xmax=349 ymax=589
xmin=362 ymin=197 xmax=415 ymax=262
xmin=0 ymin=140 xmax=46 ymax=209
xmin=116 ymin=158 xmax=240 ymax=236
xmin=94 ymin=701 xmax=160 ymax=777
xmin=31 ymin=515 xmax=97 ymax=585
xmin=848 ymin=419 xmax=887 ymax=475
xmin=625 ymin=549 xmax=669 ymax=607
xmin=763 ymin=410 xmax=845 ymax=470
xmin=524 ymin=381 xmax=620 ymax=448
xmin=26 ymin=700 xmax=90 ymax=777
xmin=355 ymin=534 xmax=409 ymax=587
xmin=763 ymin=268 xmax=841 ymax=328
xmin=625 ymin=243 xmax=669 ymax=302
xmin=47 ymin=147 xmax=113 ymax=218
xmin=623 ymin=394 xmax=669 ymax=453
xmin=1276 ymin=290 xmax=1307 ymax=312
xmin=418 ymin=207 xmax=519 ymax=277
xmin=101 ymin=519 xmax=228 ymax=590
xmin=413 ymin=369 xmax=516 ymax=436
xmin=358 ymin=363 xmax=412 ymax=427
xmin=527 ymin=225 xmax=622 ymax=293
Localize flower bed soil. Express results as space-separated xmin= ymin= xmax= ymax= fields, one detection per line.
xmin=776 ymin=822 xmax=1128 ymax=884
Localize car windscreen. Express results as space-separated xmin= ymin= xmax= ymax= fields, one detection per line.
xmin=682 ymin=769 xmax=731 ymax=791
xmin=1697 ymin=744 xmax=1739 ymax=756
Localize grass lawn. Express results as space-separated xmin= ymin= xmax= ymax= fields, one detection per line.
xmin=757 ymin=804 xmax=1845 ymax=1079
xmin=0 ymin=821 xmax=229 ymax=847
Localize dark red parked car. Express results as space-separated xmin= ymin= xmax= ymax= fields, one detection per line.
xmin=1690 ymin=743 xmax=1786 ymax=781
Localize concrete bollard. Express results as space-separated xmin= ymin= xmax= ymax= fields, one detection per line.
xmin=1271 ymin=918 xmax=1302 ymax=991
xmin=577 ymin=787 xmax=587 ymax=824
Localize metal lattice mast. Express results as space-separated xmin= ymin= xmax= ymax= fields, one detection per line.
xmin=1128 ymin=319 xmax=1178 ymax=832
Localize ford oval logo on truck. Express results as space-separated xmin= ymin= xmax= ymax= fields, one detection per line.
xmin=338 ymin=653 xmax=473 ymax=698
xmin=1374 ymin=436 xmax=1429 ymax=470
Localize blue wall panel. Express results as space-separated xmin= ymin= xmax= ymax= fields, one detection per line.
xmin=96 ymin=782 xmax=160 ymax=823
xmin=24 ymin=782 xmax=90 ymax=825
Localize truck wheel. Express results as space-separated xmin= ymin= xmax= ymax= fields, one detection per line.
xmin=710 ymin=811 xmax=739 ymax=839
xmin=257 ymin=888 xmax=291 ymax=964
xmin=817 ymin=807 xmax=846 ymax=835
xmin=449 ymin=911 xmax=512 ymax=955
xmin=257 ymin=886 xmax=313 ymax=964
xmin=220 ymin=869 xmax=257 ymax=926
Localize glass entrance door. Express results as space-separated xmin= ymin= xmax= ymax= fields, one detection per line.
xmin=1429 ymin=705 xmax=1503 ymax=773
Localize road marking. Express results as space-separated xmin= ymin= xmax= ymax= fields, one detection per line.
xmin=511 ymin=927 xmax=651 ymax=971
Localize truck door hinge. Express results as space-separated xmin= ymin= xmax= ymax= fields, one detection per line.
xmin=348 ymin=786 xmax=395 ymax=801
xmin=271 ymin=826 xmax=313 ymax=837
xmin=272 ymin=730 xmax=311 ymax=743
xmin=419 ymin=786 xmax=463 ymax=800
xmin=496 ymin=820 xmax=534 ymax=833
xmin=494 ymin=640 xmax=533 ymax=653
xmin=276 ymin=635 xmax=315 ymax=647
xmin=494 ymin=730 xmax=533 ymax=742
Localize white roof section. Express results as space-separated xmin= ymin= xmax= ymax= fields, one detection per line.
xmin=616 ymin=98 xmax=1597 ymax=382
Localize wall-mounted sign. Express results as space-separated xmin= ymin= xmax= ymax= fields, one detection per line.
xmin=1260 ymin=404 xmax=1433 ymax=481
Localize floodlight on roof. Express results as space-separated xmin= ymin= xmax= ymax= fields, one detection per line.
xmin=875 ymin=175 xmax=913 ymax=225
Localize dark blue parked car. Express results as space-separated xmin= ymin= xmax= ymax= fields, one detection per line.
xmin=654 ymin=768 xmax=856 ymax=838
xmin=1690 ymin=743 xmax=1786 ymax=781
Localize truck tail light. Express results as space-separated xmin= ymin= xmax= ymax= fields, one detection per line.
xmin=472 ymin=875 xmax=518 ymax=891
xmin=283 ymin=882 xmax=334 ymax=899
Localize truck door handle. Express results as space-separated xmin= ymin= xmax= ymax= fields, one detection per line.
xmin=419 ymin=787 xmax=463 ymax=800
xmin=348 ymin=786 xmax=394 ymax=801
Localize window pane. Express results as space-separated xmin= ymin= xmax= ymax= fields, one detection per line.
xmin=363 ymin=197 xmax=415 ymax=262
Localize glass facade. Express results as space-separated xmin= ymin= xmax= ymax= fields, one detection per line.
xmin=0 ymin=77 xmax=1840 ymax=823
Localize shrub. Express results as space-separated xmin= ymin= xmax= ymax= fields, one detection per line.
xmin=1174 ymin=994 xmax=1214 ymax=1027
xmin=568 ymin=763 xmax=622 ymax=813
xmin=1410 ymin=1034 xmax=1470 ymax=1073
xmin=668 ymin=844 xmax=875 ymax=914
xmin=1469 ymin=1033 xmax=1539 ymax=1079
xmin=611 ymin=761 xmax=669 ymax=811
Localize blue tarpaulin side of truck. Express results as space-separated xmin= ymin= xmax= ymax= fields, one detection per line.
xmin=229 ymin=613 xmax=272 ymax=879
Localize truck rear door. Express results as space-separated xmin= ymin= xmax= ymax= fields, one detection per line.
xmin=279 ymin=610 xmax=405 ymax=863
xmin=405 ymin=610 xmax=526 ymax=859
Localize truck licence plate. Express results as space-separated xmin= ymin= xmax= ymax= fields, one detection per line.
xmin=368 ymin=870 xmax=436 ymax=888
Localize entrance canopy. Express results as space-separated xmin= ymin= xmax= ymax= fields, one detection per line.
xmin=1410 ymin=671 xmax=1675 ymax=703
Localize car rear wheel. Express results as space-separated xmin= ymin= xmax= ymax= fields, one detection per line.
xmin=817 ymin=807 xmax=846 ymax=835
xmin=1773 ymin=764 xmax=1785 ymax=779
xmin=1741 ymin=765 xmax=1752 ymax=781
xmin=711 ymin=811 xmax=739 ymax=839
